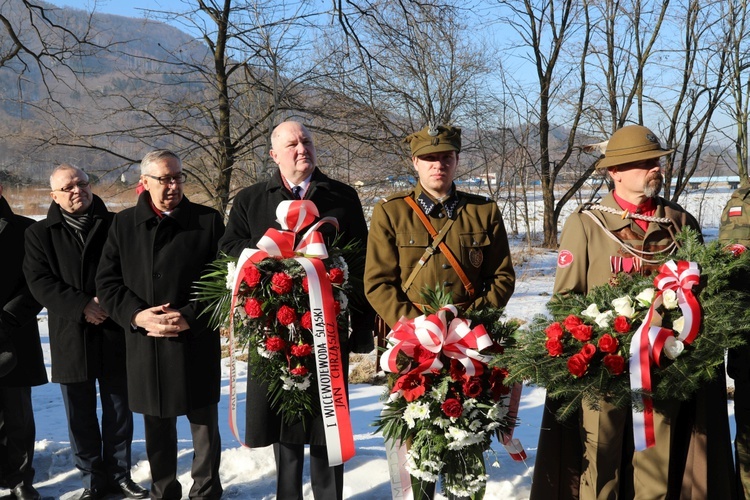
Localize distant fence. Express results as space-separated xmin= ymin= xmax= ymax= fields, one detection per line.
xmin=687 ymin=176 xmax=740 ymax=190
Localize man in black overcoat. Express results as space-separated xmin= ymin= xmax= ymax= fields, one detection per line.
xmin=96 ymin=150 xmax=225 ymax=500
xmin=218 ymin=120 xmax=374 ymax=500
xmin=24 ymin=165 xmax=148 ymax=500
xmin=0 ymin=183 xmax=47 ymax=500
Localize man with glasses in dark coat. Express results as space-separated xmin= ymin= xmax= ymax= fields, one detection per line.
xmin=24 ymin=165 xmax=147 ymax=500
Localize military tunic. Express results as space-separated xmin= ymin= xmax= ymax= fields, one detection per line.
xmin=718 ymin=187 xmax=750 ymax=499
xmin=364 ymin=183 xmax=515 ymax=329
xmin=532 ymin=192 xmax=735 ymax=500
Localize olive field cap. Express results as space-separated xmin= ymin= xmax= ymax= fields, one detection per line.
xmin=597 ymin=125 xmax=673 ymax=170
xmin=405 ymin=124 xmax=461 ymax=157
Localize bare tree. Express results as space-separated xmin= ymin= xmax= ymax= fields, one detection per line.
xmin=494 ymin=0 xmax=592 ymax=248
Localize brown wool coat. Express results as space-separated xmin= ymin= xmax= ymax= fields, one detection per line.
xmin=365 ymin=183 xmax=515 ymax=329
xmin=531 ymin=192 xmax=736 ymax=500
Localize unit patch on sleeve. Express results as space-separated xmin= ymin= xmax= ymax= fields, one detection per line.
xmin=557 ymin=249 xmax=574 ymax=268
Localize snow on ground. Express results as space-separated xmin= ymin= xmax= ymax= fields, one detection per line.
xmin=1 ymin=189 xmax=737 ymax=499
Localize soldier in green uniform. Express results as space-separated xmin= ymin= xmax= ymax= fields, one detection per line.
xmin=364 ymin=124 xmax=515 ymax=498
xmin=531 ymin=125 xmax=735 ymax=499
xmin=719 ymin=187 xmax=750 ymax=499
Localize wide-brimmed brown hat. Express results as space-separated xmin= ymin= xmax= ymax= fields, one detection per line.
xmin=597 ymin=125 xmax=673 ymax=169
xmin=405 ymin=124 xmax=461 ymax=157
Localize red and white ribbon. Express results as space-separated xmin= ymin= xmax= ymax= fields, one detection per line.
xmin=295 ymin=257 xmax=355 ymax=465
xmin=500 ymin=382 xmax=527 ymax=461
xmin=629 ymin=259 xmax=702 ymax=450
xmin=226 ymin=200 xmax=354 ymax=465
xmin=380 ymin=305 xmax=494 ymax=378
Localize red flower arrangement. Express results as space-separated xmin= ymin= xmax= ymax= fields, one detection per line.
xmin=504 ymin=230 xmax=750 ymax=424
xmin=374 ymin=302 xmax=521 ymax=498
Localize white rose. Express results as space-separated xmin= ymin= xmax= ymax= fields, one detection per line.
xmin=581 ymin=303 xmax=601 ymax=319
xmin=672 ymin=316 xmax=685 ymax=334
xmin=594 ymin=310 xmax=614 ymax=328
xmin=635 ymin=288 xmax=656 ymax=307
xmin=611 ymin=296 xmax=636 ymax=318
xmin=663 ymin=336 xmax=684 ymax=360
xmin=662 ymin=289 xmax=679 ymax=310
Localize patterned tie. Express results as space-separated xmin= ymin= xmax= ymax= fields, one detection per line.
xmin=292 ymin=185 xmax=303 ymax=200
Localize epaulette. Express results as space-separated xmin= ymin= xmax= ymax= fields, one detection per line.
xmin=459 ymin=191 xmax=492 ymax=202
xmin=731 ymin=187 xmax=750 ymax=201
xmin=382 ymin=191 xmax=413 ymax=203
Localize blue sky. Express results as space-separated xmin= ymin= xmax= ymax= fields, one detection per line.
xmin=47 ymin=0 xmax=182 ymax=19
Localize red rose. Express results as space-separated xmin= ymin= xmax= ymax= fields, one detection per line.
xmin=300 ymin=311 xmax=312 ymax=330
xmin=545 ymin=338 xmax=564 ymax=357
xmin=302 ymin=277 xmax=309 ymax=293
xmin=328 ymin=268 xmax=345 ymax=284
xmin=598 ymin=334 xmax=619 ymax=353
xmin=243 ymin=264 xmax=261 ymax=288
xmin=266 ymin=336 xmax=286 ymax=352
xmin=613 ymin=316 xmax=631 ymax=334
xmin=488 ymin=367 xmax=510 ymax=401
xmin=449 ymin=358 xmax=465 ymax=381
xmin=603 ymin=354 xmax=625 ymax=375
xmin=462 ymin=376 xmax=484 ymax=398
xmin=726 ymin=243 xmax=748 ymax=258
xmin=290 ymin=365 xmax=309 ymax=377
xmin=563 ymin=315 xmax=583 ymax=332
xmin=393 ymin=372 xmax=427 ymax=402
xmin=570 ymin=324 xmax=593 ymax=342
xmin=545 ymin=322 xmax=564 ymax=340
xmin=291 ymin=343 xmax=312 ymax=357
xmin=441 ymin=398 xmax=464 ymax=418
xmin=243 ymin=298 xmax=263 ymax=318
xmin=276 ymin=305 xmax=297 ymax=326
xmin=271 ymin=272 xmax=294 ymax=294
xmin=412 ymin=345 xmax=435 ymax=367
xmin=579 ymin=343 xmax=596 ymax=361
xmin=567 ymin=353 xmax=589 ymax=377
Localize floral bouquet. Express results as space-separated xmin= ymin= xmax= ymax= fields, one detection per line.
xmin=374 ymin=290 xmax=522 ymax=499
xmin=503 ymin=229 xmax=750 ymax=443
xmin=194 ymin=201 xmax=359 ymax=464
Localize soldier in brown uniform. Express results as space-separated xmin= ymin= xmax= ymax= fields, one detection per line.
xmin=365 ymin=125 xmax=515 ymax=499
xmin=531 ymin=125 xmax=735 ymax=499
xmin=365 ymin=124 xmax=515 ymax=331
xmin=719 ymin=188 xmax=750 ymax=498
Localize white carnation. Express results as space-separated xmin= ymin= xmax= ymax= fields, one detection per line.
xmin=226 ymin=261 xmax=237 ymax=290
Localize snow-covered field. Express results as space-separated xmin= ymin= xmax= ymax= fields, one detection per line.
xmin=1 ymin=188 xmax=737 ymax=499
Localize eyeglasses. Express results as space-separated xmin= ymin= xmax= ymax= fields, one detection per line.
xmin=144 ymin=173 xmax=187 ymax=185
xmin=54 ymin=181 xmax=90 ymax=193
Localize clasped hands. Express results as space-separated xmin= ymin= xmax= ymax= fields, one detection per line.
xmin=132 ymin=304 xmax=189 ymax=338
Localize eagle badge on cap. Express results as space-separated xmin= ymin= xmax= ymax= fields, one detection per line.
xmin=646 ymin=133 xmax=658 ymax=144
xmin=427 ymin=123 xmax=439 ymax=136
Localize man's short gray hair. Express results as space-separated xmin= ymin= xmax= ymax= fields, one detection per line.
xmin=50 ymin=163 xmax=88 ymax=189
xmin=141 ymin=150 xmax=181 ymax=176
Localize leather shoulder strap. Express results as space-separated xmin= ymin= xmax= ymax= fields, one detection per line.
xmin=402 ymin=196 xmax=475 ymax=299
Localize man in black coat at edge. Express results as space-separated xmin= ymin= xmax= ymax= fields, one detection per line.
xmin=96 ymin=150 xmax=225 ymax=500
xmin=0 ymin=182 xmax=48 ymax=500
xmin=23 ymin=165 xmax=148 ymax=500
xmin=218 ymin=120 xmax=375 ymax=500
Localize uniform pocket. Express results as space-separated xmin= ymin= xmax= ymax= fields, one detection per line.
xmin=459 ymin=231 xmax=490 ymax=269
xmin=395 ymin=232 xmax=430 ymax=269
